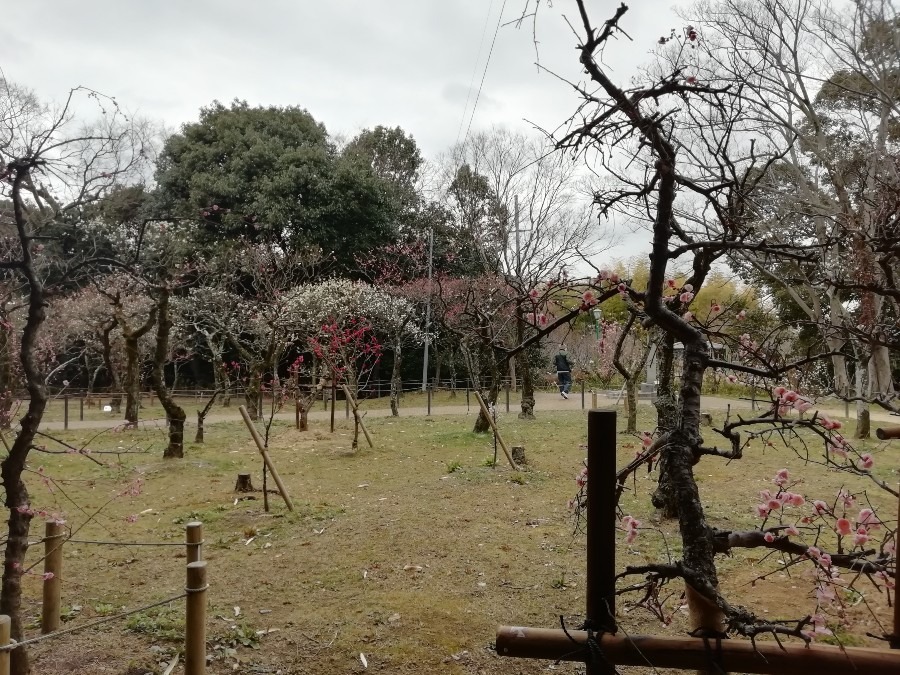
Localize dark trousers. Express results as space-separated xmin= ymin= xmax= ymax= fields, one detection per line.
xmin=557 ymin=371 xmax=572 ymax=394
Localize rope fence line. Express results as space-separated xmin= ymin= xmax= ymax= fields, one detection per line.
xmin=0 ymin=591 xmax=188 ymax=651
xmin=0 ymin=521 xmax=210 ymax=675
xmin=64 ymin=539 xmax=194 ymax=547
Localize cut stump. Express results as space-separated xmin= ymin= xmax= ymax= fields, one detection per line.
xmin=234 ymin=473 xmax=254 ymax=492
xmin=512 ymin=446 xmax=527 ymax=466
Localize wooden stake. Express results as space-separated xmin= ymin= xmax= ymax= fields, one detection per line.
xmin=238 ymin=406 xmax=294 ymax=511
xmin=473 ymin=391 xmax=518 ymax=470
xmin=185 ymin=561 xmax=207 ymax=675
xmin=495 ymin=626 xmax=900 ymax=674
xmin=0 ymin=614 xmax=10 ymax=675
xmin=185 ymin=521 xmax=203 ymax=564
xmin=41 ymin=521 xmax=64 ymax=634
xmin=591 ymin=390 xmax=598 ymax=409
xmin=342 ymin=385 xmax=373 ymax=448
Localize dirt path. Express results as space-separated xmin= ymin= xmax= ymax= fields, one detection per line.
xmin=36 ymin=391 xmax=898 ymax=431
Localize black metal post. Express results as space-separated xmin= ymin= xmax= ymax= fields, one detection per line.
xmin=330 ymin=373 xmax=336 ymax=433
xmin=492 ymin=406 xmax=498 ymax=467
xmin=586 ymin=409 xmax=617 ymax=674
xmin=79 ymin=395 xmax=84 ymax=421
xmin=63 ymin=396 xmax=69 ymax=431
xmin=581 ymin=380 xmax=585 ymax=409
xmin=505 ymin=380 xmax=510 ymax=413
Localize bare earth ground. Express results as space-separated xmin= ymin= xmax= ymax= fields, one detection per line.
xmin=14 ymin=395 xmax=899 ymax=674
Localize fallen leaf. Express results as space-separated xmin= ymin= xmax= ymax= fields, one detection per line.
xmin=161 ymin=654 xmax=179 ymax=675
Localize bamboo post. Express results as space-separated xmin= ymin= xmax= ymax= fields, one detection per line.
xmin=185 ymin=561 xmax=208 ymax=675
xmin=586 ymin=409 xmax=617 ymax=674
xmin=495 ymin=627 xmax=900 ymax=674
xmin=41 ymin=521 xmax=64 ymax=634
xmin=342 ymin=385 xmax=373 ymax=448
xmin=875 ymin=426 xmax=900 ymax=440
xmin=473 ymin=391 xmax=518 ymax=470
xmin=0 ymin=614 xmax=9 ymax=675
xmin=186 ymin=521 xmax=203 ymax=564
xmin=63 ymin=395 xmax=69 ymax=430
xmin=238 ymin=406 xmax=294 ymax=511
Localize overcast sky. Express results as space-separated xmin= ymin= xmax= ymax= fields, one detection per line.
xmin=1 ymin=1 xmax=685 ymax=260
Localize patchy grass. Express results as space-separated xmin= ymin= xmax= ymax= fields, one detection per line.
xmin=17 ymin=404 xmax=898 ymax=674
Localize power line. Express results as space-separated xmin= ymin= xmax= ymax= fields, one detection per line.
xmin=454 ymin=0 xmax=496 ymax=147
xmin=462 ymin=0 xmax=508 ymax=148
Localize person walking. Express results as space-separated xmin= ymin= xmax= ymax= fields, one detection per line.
xmin=554 ymin=345 xmax=573 ymax=399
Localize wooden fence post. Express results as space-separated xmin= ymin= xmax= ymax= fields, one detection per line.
xmin=586 ymin=409 xmax=617 ymax=674
xmin=0 ymin=614 xmax=9 ymax=675
xmin=185 ymin=561 xmax=208 ymax=675
xmin=41 ymin=521 xmax=64 ymax=634
xmin=186 ymin=521 xmax=203 ymax=564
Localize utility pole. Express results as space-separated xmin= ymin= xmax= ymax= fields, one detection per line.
xmin=421 ymin=226 xmax=434 ymax=391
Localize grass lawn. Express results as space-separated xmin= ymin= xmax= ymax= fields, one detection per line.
xmin=17 ymin=403 xmax=899 ymax=674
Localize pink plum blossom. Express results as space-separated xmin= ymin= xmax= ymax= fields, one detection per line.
xmin=763 ymin=532 xmax=775 ymax=543
xmin=835 ymin=518 xmax=853 ymax=536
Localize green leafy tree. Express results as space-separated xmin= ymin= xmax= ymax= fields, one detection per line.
xmin=156 ymin=101 xmax=401 ymax=269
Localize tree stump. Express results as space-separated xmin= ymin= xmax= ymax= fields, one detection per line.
xmin=234 ymin=473 xmax=254 ymax=492
xmin=511 ymin=446 xmax=527 ymax=466
xmin=700 ymin=411 xmax=713 ymax=427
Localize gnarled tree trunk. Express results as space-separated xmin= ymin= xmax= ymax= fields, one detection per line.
xmin=151 ymin=287 xmax=187 ymax=458
xmin=390 ymin=342 xmax=402 ymax=417
xmin=652 ymin=333 xmax=680 ymax=519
